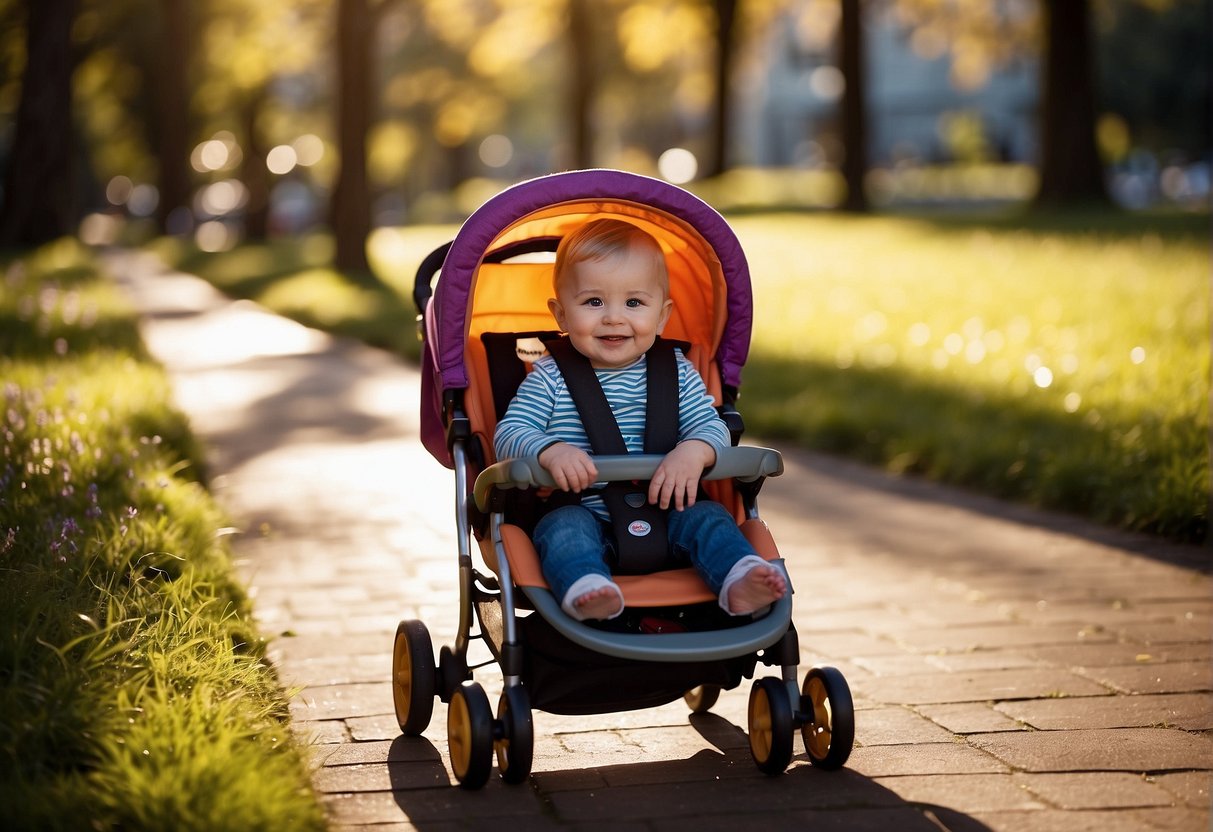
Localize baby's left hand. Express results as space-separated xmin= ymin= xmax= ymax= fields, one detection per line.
xmin=649 ymin=440 xmax=717 ymax=511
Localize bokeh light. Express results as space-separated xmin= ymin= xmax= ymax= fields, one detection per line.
xmin=657 ymin=148 xmax=698 ymax=184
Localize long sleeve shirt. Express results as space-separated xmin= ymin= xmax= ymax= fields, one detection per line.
xmin=493 ymin=351 xmax=730 ymax=520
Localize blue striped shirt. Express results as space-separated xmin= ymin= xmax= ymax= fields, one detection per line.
xmin=494 ymin=351 xmax=730 ymax=519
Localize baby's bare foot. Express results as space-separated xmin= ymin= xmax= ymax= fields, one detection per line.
xmin=727 ymin=565 xmax=787 ymax=615
xmin=573 ymin=585 xmax=624 ymax=620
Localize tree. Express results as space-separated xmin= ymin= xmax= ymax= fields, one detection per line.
xmin=887 ymin=0 xmax=1118 ymax=207
xmin=567 ymin=0 xmax=595 ymax=169
xmin=153 ymin=0 xmax=192 ymax=233
xmin=332 ymin=0 xmax=374 ymax=273
xmin=1034 ymin=0 xmax=1108 ymax=206
xmin=0 ymin=0 xmax=78 ymax=246
xmin=705 ymin=0 xmax=738 ymax=178
xmin=838 ymin=0 xmax=869 ymax=211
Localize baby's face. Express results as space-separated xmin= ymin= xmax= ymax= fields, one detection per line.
xmin=548 ymin=245 xmax=672 ymax=369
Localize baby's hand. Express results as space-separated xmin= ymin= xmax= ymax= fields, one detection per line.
xmin=649 ymin=440 xmax=717 ymax=511
xmin=538 ymin=442 xmax=598 ymax=493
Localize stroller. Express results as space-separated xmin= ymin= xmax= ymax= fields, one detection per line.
xmin=395 ymin=169 xmax=854 ymax=789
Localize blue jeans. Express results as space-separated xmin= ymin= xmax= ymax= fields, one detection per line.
xmin=532 ymin=500 xmax=759 ymax=606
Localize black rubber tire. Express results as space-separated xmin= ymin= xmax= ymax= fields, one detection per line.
xmin=801 ymin=666 xmax=855 ymax=770
xmin=392 ymin=620 xmax=435 ymax=736
xmin=748 ymin=677 xmax=795 ymax=775
xmin=448 ymin=681 xmax=494 ymax=790
xmin=495 ymin=685 xmax=534 ymax=784
xmin=684 ymin=684 xmax=722 ymax=714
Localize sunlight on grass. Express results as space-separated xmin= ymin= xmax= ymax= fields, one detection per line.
xmin=257 ymin=267 xmax=380 ymax=326
xmin=1 ymin=241 xmax=324 ymax=829
xmin=732 ymin=212 xmax=1209 ymax=539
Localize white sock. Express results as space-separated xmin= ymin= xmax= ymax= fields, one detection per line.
xmin=560 ymin=574 xmax=625 ymax=621
xmin=718 ymin=555 xmax=774 ymax=615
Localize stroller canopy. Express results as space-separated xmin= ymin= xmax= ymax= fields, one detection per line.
xmin=419 ymin=170 xmax=754 ymax=467
xmin=427 ymin=169 xmax=753 ymax=392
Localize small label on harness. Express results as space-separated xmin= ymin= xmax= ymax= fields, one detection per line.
xmin=515 ymin=337 xmax=548 ymax=363
xmin=628 ymin=520 xmax=652 ymax=537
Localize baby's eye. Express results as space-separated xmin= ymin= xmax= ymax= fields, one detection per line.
xmin=625 ymin=298 xmax=644 ymax=308
xmin=584 ymin=297 xmax=603 ymax=307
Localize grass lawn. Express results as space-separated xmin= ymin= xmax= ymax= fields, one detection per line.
xmin=0 ymin=240 xmax=324 ymax=830
xmin=157 ymin=207 xmax=1209 ymax=543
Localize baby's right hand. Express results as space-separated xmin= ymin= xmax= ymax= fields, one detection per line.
xmin=538 ymin=442 xmax=598 ymax=493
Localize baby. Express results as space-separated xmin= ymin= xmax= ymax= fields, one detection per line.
xmin=494 ymin=218 xmax=786 ymax=620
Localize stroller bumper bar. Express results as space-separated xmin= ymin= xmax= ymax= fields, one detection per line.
xmin=473 ymin=445 xmax=784 ymax=514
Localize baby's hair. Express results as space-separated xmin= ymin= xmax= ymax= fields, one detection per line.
xmin=553 ymin=218 xmax=668 ymax=293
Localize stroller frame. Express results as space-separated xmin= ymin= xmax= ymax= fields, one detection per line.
xmin=393 ymin=170 xmax=854 ymax=789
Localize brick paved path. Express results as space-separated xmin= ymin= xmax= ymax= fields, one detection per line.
xmin=112 ymin=251 xmax=1212 ymax=831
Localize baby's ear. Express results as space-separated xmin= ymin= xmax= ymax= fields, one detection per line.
xmin=547 ymin=297 xmax=566 ymax=329
xmin=657 ymin=297 xmax=673 ymax=331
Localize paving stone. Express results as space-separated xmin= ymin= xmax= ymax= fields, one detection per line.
xmin=1013 ymin=772 xmax=1177 ymax=810
xmin=312 ymin=761 xmax=452 ymax=793
xmin=322 ymin=785 xmax=550 ymax=825
xmin=846 ymin=742 xmax=1008 ymax=778
xmin=1024 ymin=641 xmax=1211 ymax=668
xmin=892 ymin=623 xmax=1116 ymax=653
xmin=347 ymin=713 xmax=408 ymax=742
xmin=859 ymin=667 xmax=1110 ymax=706
xmin=1127 ymin=806 xmax=1210 ymax=830
xmin=1153 ymin=770 xmax=1213 ymax=807
xmin=968 ymin=728 xmax=1213 ymax=773
xmin=316 ymin=739 xmax=446 ymax=767
xmin=924 ymin=651 xmax=1046 ymax=673
xmin=995 ymin=693 xmax=1213 ymax=731
xmin=289 ymin=682 xmax=395 ymax=721
xmin=970 ymin=808 xmax=1167 ymax=832
xmin=1116 ymin=620 xmax=1213 ymax=647
xmin=545 ymin=768 xmax=904 ymax=821
xmin=873 ymin=773 xmax=1045 ymax=812
xmin=1074 ymin=661 xmax=1213 ymax=695
xmin=850 ymin=653 xmax=944 ymax=677
xmin=292 ymin=719 xmax=350 ymax=744
xmin=658 ymin=807 xmax=954 ymax=832
xmin=915 ymin=703 xmax=1028 ymax=734
xmin=853 ymin=706 xmax=956 ymax=745
xmin=797 ymin=630 xmax=908 ymax=658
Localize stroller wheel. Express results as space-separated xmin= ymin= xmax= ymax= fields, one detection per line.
xmin=448 ymin=681 xmax=493 ymax=790
xmin=683 ymin=685 xmax=722 ymax=714
xmin=495 ymin=686 xmax=534 ymax=784
xmin=801 ymin=666 xmax=855 ymax=770
xmin=748 ymin=677 xmax=794 ymax=775
xmin=392 ymin=620 xmax=435 ymax=736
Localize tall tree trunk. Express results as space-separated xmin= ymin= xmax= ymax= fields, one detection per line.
xmin=567 ymin=0 xmax=594 ymax=169
xmin=705 ymin=0 xmax=738 ymax=179
xmin=332 ymin=0 xmax=372 ymax=273
xmin=838 ymin=0 xmax=869 ymax=212
xmin=240 ymin=92 xmax=270 ymax=240
xmin=154 ymin=0 xmax=191 ymax=234
xmin=1034 ymin=0 xmax=1109 ymax=207
xmin=0 ymin=0 xmax=78 ymax=246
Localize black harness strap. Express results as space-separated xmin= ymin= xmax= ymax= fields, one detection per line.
xmin=546 ymin=336 xmax=681 ymax=574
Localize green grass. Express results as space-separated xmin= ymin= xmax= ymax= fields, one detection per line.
xmin=0 ymin=240 xmax=325 ymax=831
xmin=157 ymin=208 xmax=1209 ymax=543
xmin=731 ymin=210 xmax=1209 ymax=542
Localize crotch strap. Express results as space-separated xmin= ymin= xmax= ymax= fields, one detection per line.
xmin=546 ymin=337 xmax=679 ymax=574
